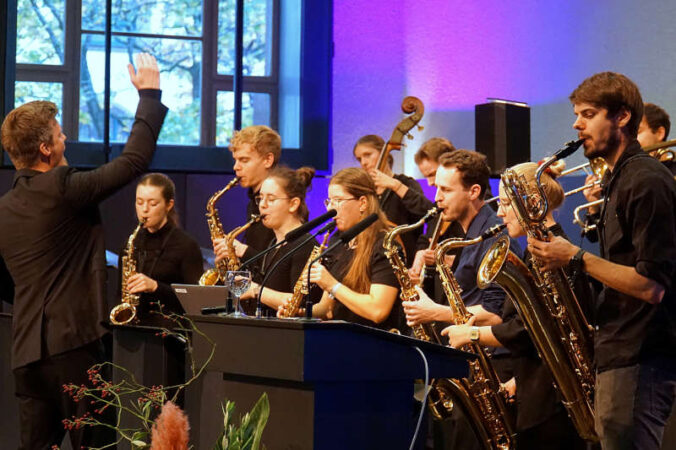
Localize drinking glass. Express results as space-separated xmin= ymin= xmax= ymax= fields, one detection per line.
xmin=225 ymin=270 xmax=251 ymax=317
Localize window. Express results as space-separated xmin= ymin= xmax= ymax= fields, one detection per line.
xmin=6 ymin=0 xmax=330 ymax=171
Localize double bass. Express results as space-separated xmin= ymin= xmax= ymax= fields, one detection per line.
xmin=375 ymin=96 xmax=425 ymax=206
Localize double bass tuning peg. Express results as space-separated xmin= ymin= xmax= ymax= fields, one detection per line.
xmin=407 ymin=133 xmax=414 ymax=140
xmin=417 ymin=125 xmax=424 ymax=132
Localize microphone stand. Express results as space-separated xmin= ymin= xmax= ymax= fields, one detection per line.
xmin=254 ymin=221 xmax=336 ymax=318
xmin=240 ymin=210 xmax=337 ymax=271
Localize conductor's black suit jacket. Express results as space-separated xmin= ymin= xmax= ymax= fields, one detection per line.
xmin=0 ymin=91 xmax=167 ymax=369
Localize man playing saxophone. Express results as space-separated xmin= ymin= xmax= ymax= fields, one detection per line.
xmin=403 ymin=150 xmax=522 ymax=449
xmin=403 ymin=150 xmax=521 ymax=333
xmin=529 ymin=72 xmax=676 ymax=450
xmin=213 ymin=125 xmax=281 ymax=270
xmin=442 ymin=162 xmax=591 ymax=449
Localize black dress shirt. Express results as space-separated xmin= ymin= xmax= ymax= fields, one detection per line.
xmin=594 ymin=141 xmax=676 ymax=372
xmin=380 ymin=174 xmax=435 ymax=265
xmin=0 ymin=91 xmax=167 ymax=369
xmin=451 ymin=204 xmax=522 ymax=316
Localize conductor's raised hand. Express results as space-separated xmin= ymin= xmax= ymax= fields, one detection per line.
xmin=127 ymin=53 xmax=160 ymax=91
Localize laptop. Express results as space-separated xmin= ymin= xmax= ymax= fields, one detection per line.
xmin=172 ymin=284 xmax=229 ymax=315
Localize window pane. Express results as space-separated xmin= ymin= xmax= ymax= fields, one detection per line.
xmin=16 ymin=0 xmax=65 ymax=64
xmin=215 ymin=92 xmax=270 ymax=146
xmin=14 ymin=82 xmax=63 ymax=122
xmin=79 ymin=34 xmax=202 ymax=145
xmin=218 ymin=0 xmax=272 ymax=76
xmin=81 ymin=0 xmax=202 ymax=36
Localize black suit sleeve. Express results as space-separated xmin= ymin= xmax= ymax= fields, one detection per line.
xmin=63 ymin=91 xmax=168 ymax=208
xmin=0 ymin=256 xmax=14 ymax=303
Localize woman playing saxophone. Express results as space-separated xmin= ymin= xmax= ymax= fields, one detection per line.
xmin=443 ymin=162 xmax=593 ymax=449
xmin=120 ymin=173 xmax=203 ymax=323
xmin=291 ymin=168 xmax=401 ymax=330
xmin=237 ymin=167 xmax=323 ymax=315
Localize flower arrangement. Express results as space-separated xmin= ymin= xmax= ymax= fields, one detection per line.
xmin=57 ymin=310 xmax=269 ymax=449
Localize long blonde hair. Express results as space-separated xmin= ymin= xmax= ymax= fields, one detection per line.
xmin=330 ymin=168 xmax=390 ymax=293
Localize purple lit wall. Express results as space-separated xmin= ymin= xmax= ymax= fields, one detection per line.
xmin=331 ymin=0 xmax=676 ymax=175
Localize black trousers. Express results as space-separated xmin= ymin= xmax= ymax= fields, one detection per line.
xmin=517 ymin=408 xmax=587 ymax=450
xmin=13 ymin=338 xmax=114 ymax=450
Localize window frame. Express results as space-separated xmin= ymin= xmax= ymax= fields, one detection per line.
xmin=1 ymin=0 xmax=331 ymax=173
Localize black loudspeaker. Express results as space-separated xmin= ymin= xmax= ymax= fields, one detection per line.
xmin=475 ymin=101 xmax=530 ymax=175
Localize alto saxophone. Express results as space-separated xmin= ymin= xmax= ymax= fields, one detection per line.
xmin=435 ymin=224 xmax=515 ymax=450
xmin=110 ymin=220 xmax=145 ymax=325
xmin=278 ymin=228 xmax=333 ymax=318
xmin=383 ymin=207 xmax=440 ymax=341
xmin=200 ymin=177 xmax=252 ymax=285
xmin=383 ymin=207 xmax=463 ymax=421
xmin=477 ymin=168 xmax=597 ymax=442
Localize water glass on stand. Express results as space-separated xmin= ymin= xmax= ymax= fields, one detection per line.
xmin=225 ymin=270 xmax=251 ymax=317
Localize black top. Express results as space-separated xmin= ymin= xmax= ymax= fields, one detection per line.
xmin=380 ymin=174 xmax=435 ymax=265
xmin=659 ymin=157 xmax=676 ymax=176
xmin=492 ymin=224 xmax=595 ymax=431
xmin=117 ymin=222 xmax=203 ymax=321
xmin=325 ymin=232 xmax=401 ymax=331
xmin=594 ymin=141 xmax=676 ymax=372
xmin=242 ymin=188 xmax=276 ymax=268
xmin=253 ymin=232 xmax=322 ymax=316
xmin=0 ymin=91 xmax=167 ymax=369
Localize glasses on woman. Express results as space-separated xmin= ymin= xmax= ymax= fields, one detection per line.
xmin=254 ymin=195 xmax=290 ymax=206
xmin=323 ymin=197 xmax=357 ymax=209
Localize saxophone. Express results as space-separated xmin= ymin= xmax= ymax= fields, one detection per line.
xmin=278 ymin=228 xmax=333 ymax=318
xmin=383 ymin=208 xmax=463 ymax=421
xmin=435 ymin=224 xmax=515 ymax=450
xmin=383 ymin=207 xmax=440 ymax=342
xmin=110 ymin=220 xmax=145 ymax=325
xmin=199 ymin=177 xmax=251 ymax=285
xmin=477 ymin=168 xmax=597 ymax=442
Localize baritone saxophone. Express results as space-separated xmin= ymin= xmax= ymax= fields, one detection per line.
xmin=477 ymin=166 xmax=597 ymax=442
xmin=435 ymin=224 xmax=515 ymax=450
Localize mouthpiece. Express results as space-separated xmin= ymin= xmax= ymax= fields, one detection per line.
xmin=480 ymin=223 xmax=507 ymax=240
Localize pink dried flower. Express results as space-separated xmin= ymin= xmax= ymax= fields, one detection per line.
xmin=150 ymin=401 xmax=190 ymax=450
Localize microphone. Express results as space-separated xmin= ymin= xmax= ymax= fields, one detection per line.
xmin=240 ymin=209 xmax=337 ymax=271
xmin=284 ymin=209 xmax=337 ymax=242
xmin=337 ymin=213 xmax=378 ymax=245
xmin=304 ymin=213 xmax=378 ymax=318
xmin=254 ymin=220 xmax=337 ymax=318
